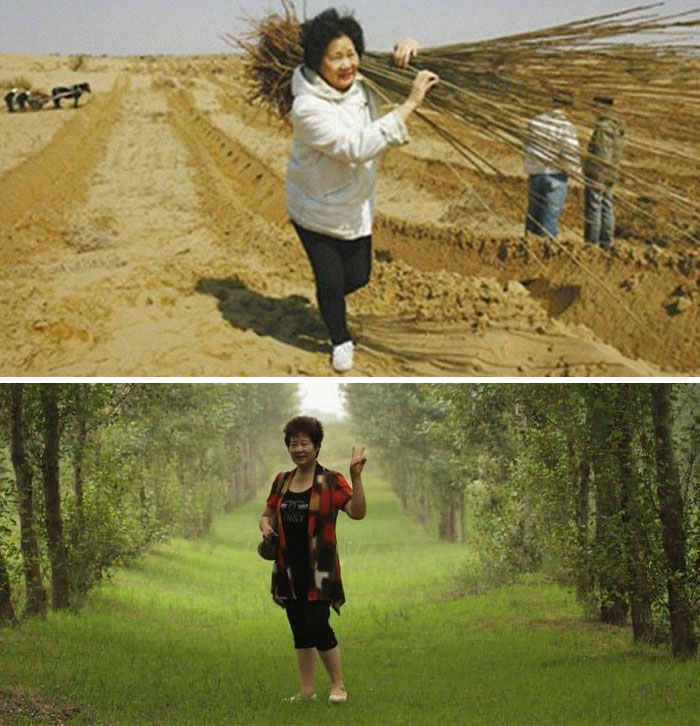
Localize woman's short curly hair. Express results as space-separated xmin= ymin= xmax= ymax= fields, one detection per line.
xmin=301 ymin=8 xmax=365 ymax=72
xmin=284 ymin=416 xmax=324 ymax=450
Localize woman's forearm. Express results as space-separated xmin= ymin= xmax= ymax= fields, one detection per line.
xmin=350 ymin=474 xmax=367 ymax=518
xmin=396 ymin=98 xmax=419 ymax=123
xmin=260 ymin=507 xmax=274 ymax=533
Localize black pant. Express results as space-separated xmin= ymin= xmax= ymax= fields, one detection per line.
xmin=293 ymin=223 xmax=372 ymax=346
xmin=285 ymin=598 xmax=338 ymax=651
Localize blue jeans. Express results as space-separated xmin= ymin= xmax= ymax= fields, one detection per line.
xmin=584 ymin=184 xmax=615 ymax=247
xmin=525 ymin=173 xmax=568 ymax=237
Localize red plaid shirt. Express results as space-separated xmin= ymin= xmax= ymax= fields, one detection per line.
xmin=266 ymin=463 xmax=353 ymax=613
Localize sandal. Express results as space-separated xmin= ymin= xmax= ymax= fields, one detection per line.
xmin=328 ymin=689 xmax=348 ymax=704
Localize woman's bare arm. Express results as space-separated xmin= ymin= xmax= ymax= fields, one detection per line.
xmin=260 ymin=506 xmax=275 ymax=536
xmin=345 ymin=446 xmax=367 ymax=520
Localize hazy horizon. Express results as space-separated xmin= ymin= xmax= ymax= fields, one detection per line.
xmin=298 ymin=381 xmax=346 ymax=419
xmin=1 ymin=1 xmax=698 ymax=56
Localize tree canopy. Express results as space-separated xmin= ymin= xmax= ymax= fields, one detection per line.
xmin=343 ymin=382 xmax=700 ymax=658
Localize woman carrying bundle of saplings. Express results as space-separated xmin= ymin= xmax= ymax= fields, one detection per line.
xmin=286 ymin=8 xmax=439 ymax=372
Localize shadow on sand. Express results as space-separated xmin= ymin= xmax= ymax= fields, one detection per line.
xmin=196 ymin=277 xmax=328 ymax=354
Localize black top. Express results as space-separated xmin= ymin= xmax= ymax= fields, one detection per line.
xmin=280 ymin=487 xmax=312 ymax=597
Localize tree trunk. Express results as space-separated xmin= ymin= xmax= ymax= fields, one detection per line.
xmin=239 ymin=440 xmax=250 ymax=511
xmin=396 ymin=461 xmax=409 ymax=510
xmin=616 ymin=387 xmax=654 ymax=643
xmin=41 ymin=385 xmax=70 ymax=610
xmin=223 ymin=433 xmax=237 ymax=513
xmin=72 ymin=386 xmax=87 ymax=516
xmin=421 ymin=487 xmax=430 ymax=530
xmin=650 ymin=383 xmax=698 ymax=658
xmin=459 ymin=489 xmax=467 ymax=544
xmin=590 ymin=391 xmax=628 ymax=626
xmin=177 ymin=449 xmax=188 ymax=536
xmin=574 ymin=431 xmax=594 ymax=606
xmin=248 ymin=438 xmax=260 ymax=501
xmin=9 ymin=385 xmax=47 ymax=617
xmin=139 ymin=477 xmax=149 ymax=534
xmin=0 ymin=543 xmax=17 ymax=626
xmin=437 ymin=499 xmax=457 ymax=542
xmin=437 ymin=502 xmax=448 ymax=541
xmin=225 ymin=440 xmax=239 ymax=513
xmin=224 ymin=477 xmax=236 ymax=513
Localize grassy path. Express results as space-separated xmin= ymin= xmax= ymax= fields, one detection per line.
xmin=1 ymin=475 xmax=700 ymax=725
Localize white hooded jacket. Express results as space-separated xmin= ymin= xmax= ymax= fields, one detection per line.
xmin=286 ymin=65 xmax=409 ymax=240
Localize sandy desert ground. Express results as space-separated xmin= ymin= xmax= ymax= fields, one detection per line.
xmin=1 ymin=52 xmax=699 ymax=377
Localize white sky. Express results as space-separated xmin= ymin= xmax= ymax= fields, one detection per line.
xmin=1 ymin=1 xmax=697 ymax=56
xmin=298 ymin=381 xmax=346 ymax=418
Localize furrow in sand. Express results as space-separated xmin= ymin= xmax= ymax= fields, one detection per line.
xmin=0 ymin=78 xmax=228 ymax=375
xmin=163 ymin=83 xmax=665 ymax=376
xmin=0 ymin=55 xmax=683 ymax=377
xmin=0 ymin=78 xmax=128 ymax=237
xmin=191 ymin=75 xmax=697 ymax=374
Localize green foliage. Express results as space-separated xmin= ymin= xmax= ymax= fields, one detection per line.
xmin=0 ymin=383 xmax=299 ymax=619
xmin=343 ymin=383 xmax=465 ymax=540
xmin=3 ymin=477 xmax=700 ymax=725
xmin=343 ymin=382 xmax=700 ymax=655
xmin=0 ymin=457 xmax=22 ymax=606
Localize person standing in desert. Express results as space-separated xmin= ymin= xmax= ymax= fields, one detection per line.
xmin=523 ymin=91 xmax=582 ymax=238
xmin=286 ymin=7 xmax=438 ymax=372
xmin=583 ymin=95 xmax=625 ymax=248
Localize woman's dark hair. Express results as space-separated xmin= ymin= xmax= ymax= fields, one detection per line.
xmin=284 ymin=416 xmax=324 ymax=450
xmin=301 ymin=8 xmax=365 ymax=72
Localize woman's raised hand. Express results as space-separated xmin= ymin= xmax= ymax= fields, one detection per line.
xmin=408 ymin=70 xmax=440 ymax=108
xmin=397 ymin=69 xmax=439 ymax=121
xmin=349 ymin=446 xmax=367 ymax=478
xmin=391 ymin=36 xmax=439 ymax=111
xmin=393 ymin=37 xmax=420 ymax=68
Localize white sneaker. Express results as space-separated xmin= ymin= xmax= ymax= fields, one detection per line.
xmin=331 ymin=341 xmax=354 ymax=373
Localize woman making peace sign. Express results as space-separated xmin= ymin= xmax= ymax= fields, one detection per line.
xmin=259 ymin=416 xmax=367 ymax=703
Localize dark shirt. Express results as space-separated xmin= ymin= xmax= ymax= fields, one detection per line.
xmin=267 ymin=466 xmax=354 ymax=612
xmin=584 ymin=116 xmax=625 ymax=185
xmin=280 ymin=488 xmax=311 ymax=597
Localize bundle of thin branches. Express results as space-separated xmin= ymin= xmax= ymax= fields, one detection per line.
xmin=224 ymin=0 xmax=303 ymax=117
xmin=227 ymin=2 xmax=700 ymax=245
xmin=228 ymin=3 xmax=700 ymax=119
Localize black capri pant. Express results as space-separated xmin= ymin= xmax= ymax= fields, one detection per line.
xmin=285 ymin=598 xmax=338 ymax=651
xmin=293 ymin=222 xmax=372 ymax=346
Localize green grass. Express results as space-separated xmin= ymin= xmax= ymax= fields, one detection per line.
xmin=1 ymin=475 xmax=700 ymax=725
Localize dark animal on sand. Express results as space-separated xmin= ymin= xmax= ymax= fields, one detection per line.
xmin=52 ymin=82 xmax=91 ymax=108
xmin=14 ymin=90 xmax=29 ymax=111
xmin=4 ymin=89 xmax=17 ymax=112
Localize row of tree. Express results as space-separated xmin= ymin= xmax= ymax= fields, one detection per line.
xmin=0 ymin=383 xmax=297 ymax=626
xmin=343 ymin=383 xmax=700 ymax=659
